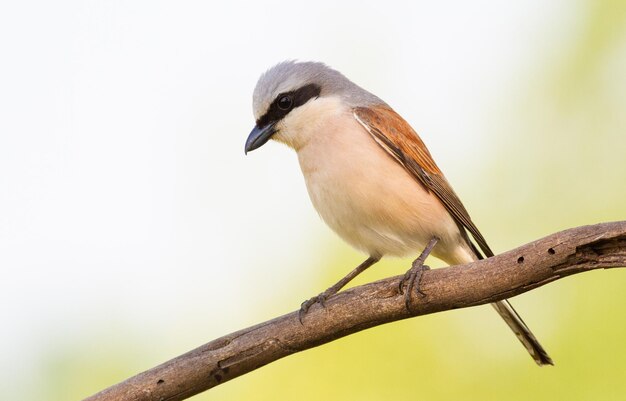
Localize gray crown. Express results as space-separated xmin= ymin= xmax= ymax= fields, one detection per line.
xmin=252 ymin=61 xmax=385 ymax=120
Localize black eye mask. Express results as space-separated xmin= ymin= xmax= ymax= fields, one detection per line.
xmin=256 ymin=83 xmax=321 ymax=128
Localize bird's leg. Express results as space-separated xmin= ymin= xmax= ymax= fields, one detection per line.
xmin=399 ymin=237 xmax=439 ymax=310
xmin=299 ymin=256 xmax=380 ymax=324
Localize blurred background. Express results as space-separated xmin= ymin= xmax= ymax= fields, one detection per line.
xmin=1 ymin=1 xmax=625 ymax=400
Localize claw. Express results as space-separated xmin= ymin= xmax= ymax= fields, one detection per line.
xmin=398 ymin=276 xmax=405 ymax=295
xmin=398 ymin=262 xmax=427 ymax=296
xmin=401 ymin=237 xmax=438 ymax=311
xmin=297 ymin=256 xmax=381 ymax=324
xmin=298 ymin=293 xmax=329 ymax=324
xmin=402 ymin=263 xmax=430 ymax=310
xmin=298 ymin=301 xmax=310 ymax=325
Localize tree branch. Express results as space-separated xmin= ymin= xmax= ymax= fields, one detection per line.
xmin=84 ymin=221 xmax=626 ymax=401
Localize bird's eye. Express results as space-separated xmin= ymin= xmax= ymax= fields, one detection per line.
xmin=277 ymin=95 xmax=293 ymax=110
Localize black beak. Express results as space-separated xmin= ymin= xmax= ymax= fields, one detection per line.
xmin=245 ymin=122 xmax=277 ymax=154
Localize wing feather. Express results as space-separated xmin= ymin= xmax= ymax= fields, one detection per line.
xmin=353 ymin=106 xmax=494 ymax=258
xmin=354 ymin=106 xmax=555 ymax=365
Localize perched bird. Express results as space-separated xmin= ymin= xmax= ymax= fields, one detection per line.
xmin=245 ymin=61 xmax=553 ymax=366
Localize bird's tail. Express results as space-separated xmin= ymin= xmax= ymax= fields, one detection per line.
xmin=490 ymin=300 xmax=553 ymax=366
xmin=463 ymin=238 xmax=553 ymax=366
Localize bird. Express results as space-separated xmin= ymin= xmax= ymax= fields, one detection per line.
xmin=244 ymin=60 xmax=553 ymax=366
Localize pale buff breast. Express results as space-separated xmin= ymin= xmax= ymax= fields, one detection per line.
xmin=285 ymin=97 xmax=474 ymax=263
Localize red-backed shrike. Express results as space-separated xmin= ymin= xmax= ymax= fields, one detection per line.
xmin=245 ymin=61 xmax=552 ymax=365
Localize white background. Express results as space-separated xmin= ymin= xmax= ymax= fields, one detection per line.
xmin=3 ymin=1 xmax=624 ymax=399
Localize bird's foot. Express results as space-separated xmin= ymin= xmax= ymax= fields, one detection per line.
xmin=398 ymin=237 xmax=439 ymax=310
xmin=298 ymin=256 xmax=381 ymax=324
xmin=398 ymin=261 xmax=430 ymax=310
xmin=299 ymin=288 xmax=335 ymax=324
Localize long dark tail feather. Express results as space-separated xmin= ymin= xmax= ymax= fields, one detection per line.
xmin=491 ymin=300 xmax=554 ymax=366
xmin=461 ymin=226 xmax=553 ymax=366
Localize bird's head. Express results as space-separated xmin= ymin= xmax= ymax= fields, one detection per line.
xmin=245 ymin=61 xmax=382 ymax=153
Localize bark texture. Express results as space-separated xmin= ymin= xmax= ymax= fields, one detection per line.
xmin=85 ymin=221 xmax=626 ymax=401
